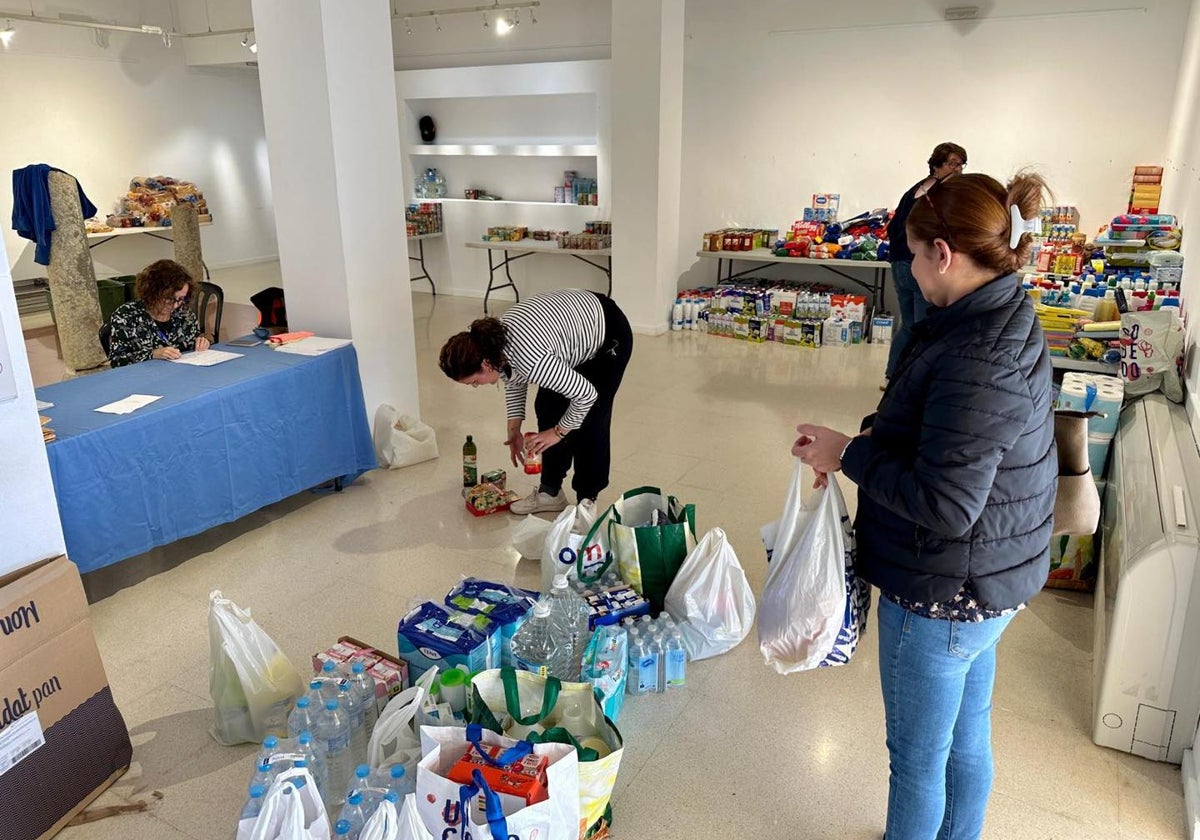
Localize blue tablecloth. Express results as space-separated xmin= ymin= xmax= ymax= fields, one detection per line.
xmin=36 ymin=342 xmax=377 ymax=573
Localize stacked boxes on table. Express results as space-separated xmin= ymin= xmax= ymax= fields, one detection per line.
xmin=674 ymin=283 xmax=868 ymax=348
xmin=0 ymin=556 xmax=132 ymax=840
xmin=1129 ymin=166 xmax=1163 ymax=214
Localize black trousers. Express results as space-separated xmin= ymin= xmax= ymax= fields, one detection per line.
xmin=534 ymin=293 xmax=633 ymax=501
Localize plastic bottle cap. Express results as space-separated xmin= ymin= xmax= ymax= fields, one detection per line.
xmin=262 ymin=736 xmax=278 ymax=749
xmin=296 ymin=697 xmax=309 ymax=708
xmin=390 ymin=765 xmax=407 ymax=779
xmin=335 ymin=820 xmax=352 ymax=836
xmin=325 ymin=699 xmax=339 ymax=711
xmin=440 ymin=668 xmax=469 ymax=687
xmin=533 ymin=601 xmax=552 ymax=618
xmin=384 ymin=790 xmax=400 ymax=803
xmin=310 ymin=680 xmax=322 ymax=691
xmin=348 ymin=791 xmax=363 ymax=806
xmin=553 ymin=573 xmax=569 ymax=589
xmin=352 ymin=661 xmax=365 ymax=674
xmin=249 ymin=783 xmax=267 ymax=798
xmin=323 ymin=661 xmax=336 ymax=673
xmin=356 ymin=764 xmax=371 ymax=778
xmin=299 ymin=731 xmax=313 ymax=744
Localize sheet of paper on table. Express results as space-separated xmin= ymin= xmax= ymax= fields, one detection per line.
xmin=94 ymin=394 xmax=163 ymax=415
xmin=169 ymin=349 xmax=244 ymax=367
xmin=272 ymin=337 xmax=352 ymax=356
xmin=36 ymin=400 xmax=54 ymax=410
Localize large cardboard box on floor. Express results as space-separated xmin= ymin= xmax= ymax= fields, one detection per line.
xmin=0 ymin=556 xmax=132 ymax=840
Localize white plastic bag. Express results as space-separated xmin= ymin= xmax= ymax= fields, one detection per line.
xmin=373 ymin=405 xmax=440 ymax=469
xmin=758 ymin=465 xmax=864 ymax=674
xmin=416 ymin=725 xmax=580 ymax=840
xmin=368 ymin=667 xmax=439 ymax=771
xmin=540 ymin=503 xmax=601 ymax=591
xmin=1121 ymin=310 xmax=1185 ymax=403
xmin=511 ymin=514 xmax=553 ymax=560
xmin=360 ymin=797 xmax=400 ymax=840
xmin=664 ymin=527 xmax=756 ymax=661
xmin=396 ymin=794 xmax=433 ymax=840
xmin=237 ymin=767 xmax=331 ymax=840
xmin=208 ymin=590 xmax=304 ymax=746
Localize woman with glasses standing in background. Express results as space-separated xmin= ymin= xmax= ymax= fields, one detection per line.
xmin=882 ymin=141 xmax=967 ymax=389
xmin=107 ymin=259 xmax=210 ymax=367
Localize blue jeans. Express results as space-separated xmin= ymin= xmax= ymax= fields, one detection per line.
xmin=885 ymin=260 xmax=929 ymax=379
xmin=878 ymin=596 xmax=1016 ymax=840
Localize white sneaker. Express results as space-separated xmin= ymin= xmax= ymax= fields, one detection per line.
xmin=509 ymin=489 xmax=568 ymax=515
xmin=578 ymin=498 xmax=597 ymax=515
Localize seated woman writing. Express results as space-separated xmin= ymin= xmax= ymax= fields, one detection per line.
xmin=107 ymin=259 xmax=210 ymax=367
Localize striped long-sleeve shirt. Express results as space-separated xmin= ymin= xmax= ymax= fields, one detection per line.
xmin=500 ymin=290 xmax=605 ymax=431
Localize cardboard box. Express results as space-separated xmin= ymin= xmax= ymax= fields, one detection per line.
xmin=312 ymin=636 xmax=411 ymax=701
xmin=0 ymin=556 xmax=132 ymax=840
xmin=448 ymin=744 xmax=549 ymax=818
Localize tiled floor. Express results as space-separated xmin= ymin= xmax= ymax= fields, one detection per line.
xmin=41 ymin=286 xmax=1186 ymax=839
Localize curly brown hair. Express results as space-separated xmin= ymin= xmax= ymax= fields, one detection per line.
xmin=439 ymin=318 xmax=510 ymax=380
xmin=135 ymin=259 xmax=193 ymax=310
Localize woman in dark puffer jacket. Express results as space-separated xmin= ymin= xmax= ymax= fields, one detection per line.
xmin=794 ymin=171 xmax=1056 ymax=840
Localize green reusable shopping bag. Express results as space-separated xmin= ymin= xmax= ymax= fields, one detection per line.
xmin=579 ymin=486 xmax=697 ymax=614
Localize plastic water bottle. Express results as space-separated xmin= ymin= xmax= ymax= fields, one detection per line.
xmin=250 ymin=759 xmax=274 ymax=790
xmin=337 ymin=790 xmax=369 ymax=839
xmin=650 ymin=633 xmax=667 ymax=695
xmin=383 ymin=763 xmax=414 ymax=798
xmin=340 ymin=684 xmax=367 ymax=762
xmin=319 ymin=660 xmax=347 ymax=700
xmin=258 ymin=735 xmax=281 ymax=767
xmin=349 ymin=661 xmax=379 ymax=737
xmin=626 ymin=630 xmax=645 ymax=696
xmin=315 ymin=698 xmax=353 ymax=808
xmin=288 ymin=697 xmax=316 ymax=738
xmin=665 ymin=630 xmax=687 ymax=689
xmin=636 ymin=632 xmax=660 ymax=694
xmin=347 ymin=763 xmax=372 ymax=799
xmin=334 ymin=819 xmax=353 ymax=838
xmin=297 ymin=730 xmax=328 ymax=797
xmin=548 ymin=574 xmax=591 ymax=679
xmin=511 ymin=600 xmax=574 ymax=680
xmin=240 ymin=783 xmax=268 ymax=821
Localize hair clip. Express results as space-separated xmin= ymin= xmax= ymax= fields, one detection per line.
xmin=1010 ymin=204 xmax=1041 ymax=249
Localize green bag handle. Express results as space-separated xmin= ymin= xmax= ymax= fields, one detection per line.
xmin=501 ymin=666 xmax=561 ymax=727
xmin=525 ymin=726 xmax=600 ymax=762
xmin=577 ymin=504 xmax=617 ymax=585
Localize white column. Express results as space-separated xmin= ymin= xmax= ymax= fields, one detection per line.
xmin=251 ymin=0 xmax=420 ymax=419
xmin=610 ymin=0 xmax=685 ymax=335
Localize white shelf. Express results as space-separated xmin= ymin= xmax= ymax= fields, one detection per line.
xmin=431 ymin=198 xmax=599 ymax=207
xmin=1051 ymin=356 xmax=1120 ymax=374
xmin=1095 ymin=238 xmax=1146 ymax=248
xmin=410 ymin=144 xmax=598 ymax=157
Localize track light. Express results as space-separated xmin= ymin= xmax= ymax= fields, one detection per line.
xmin=0 ymin=20 xmax=14 ymax=46
xmin=405 ymin=16 xmax=412 ymax=34
xmin=482 ymin=12 xmax=489 ymax=28
xmin=434 ymin=15 xmax=441 ymax=31
xmin=530 ymin=7 xmax=536 ymax=23
xmin=496 ymin=10 xmax=514 ymax=34
xmin=241 ymin=32 xmax=257 ymax=53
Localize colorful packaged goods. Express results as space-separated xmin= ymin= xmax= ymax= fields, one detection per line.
xmin=406 ymin=202 xmax=443 ymax=236
xmin=312 ymin=636 xmax=411 ymax=699
xmin=447 ymin=743 xmax=549 ymax=816
xmin=486 ymin=226 xmax=528 ymax=242
xmin=556 ymin=171 xmax=598 ymax=205
xmin=583 ymin=583 xmax=651 ymax=630
xmin=397 ymin=602 xmax=501 ymax=678
xmin=466 ymin=482 xmax=519 ymax=516
xmin=105 ymin=175 xmax=210 ymax=228
xmin=480 ymin=469 xmax=507 ymax=489
xmin=444 ymin=578 xmax=537 ymax=668
xmin=1129 ymin=166 xmax=1163 ymax=214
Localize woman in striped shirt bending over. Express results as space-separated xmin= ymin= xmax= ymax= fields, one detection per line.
xmin=439 ymin=289 xmax=633 ymax=514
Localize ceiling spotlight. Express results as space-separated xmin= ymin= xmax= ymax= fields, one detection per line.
xmin=496 ymin=12 xmax=514 ymax=35
xmin=482 ymin=12 xmax=489 ymax=29
xmin=0 ymin=21 xmax=14 ymax=47
xmin=241 ymin=32 xmax=257 ymax=53
xmin=405 ymin=17 xmax=412 ymax=35
xmin=530 ymin=7 xmax=536 ymax=24
xmin=513 ymin=8 xmax=521 ymax=26
xmin=434 ymin=15 xmax=441 ymax=31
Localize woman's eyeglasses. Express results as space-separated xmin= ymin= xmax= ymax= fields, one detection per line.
xmin=922 ymin=188 xmax=956 ymax=248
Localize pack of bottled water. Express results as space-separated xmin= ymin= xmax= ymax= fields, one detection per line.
xmin=332 ymin=763 xmax=415 ymax=839
xmin=624 ymin=614 xmax=687 ymax=696
xmin=240 ymin=733 xmax=329 ymax=822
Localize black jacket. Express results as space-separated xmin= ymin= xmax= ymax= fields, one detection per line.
xmin=841 ymin=274 xmax=1057 ymax=609
xmin=885 ymin=179 xmax=924 ymax=263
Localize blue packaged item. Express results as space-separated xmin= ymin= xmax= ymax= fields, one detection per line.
xmin=397 ymin=602 xmax=499 ymax=680
xmin=584 ymin=584 xmax=651 ymax=630
xmin=444 ymin=578 xmax=537 ymax=668
xmin=581 ymin=625 xmax=628 ymax=722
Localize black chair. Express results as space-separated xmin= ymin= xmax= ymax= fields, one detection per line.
xmin=99 ymin=321 xmax=112 ymax=357
xmin=194 ymin=281 xmax=224 ymax=343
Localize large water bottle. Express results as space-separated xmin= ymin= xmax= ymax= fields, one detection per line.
xmin=257 ymin=735 xmax=281 ymax=767
xmin=305 ymin=679 xmax=325 ymax=709
xmin=626 ymin=629 xmax=645 ymax=697
xmin=665 ymin=629 xmax=688 ymax=689
xmin=636 ymin=632 xmax=660 ymax=694
xmin=548 ymin=574 xmax=591 ymax=680
xmin=315 ymin=698 xmax=353 ymax=808
xmin=349 ymin=661 xmax=379 ymax=737
xmin=298 ymin=730 xmax=328 ymax=797
xmin=650 ymin=633 xmax=667 ymax=695
xmin=379 ymin=763 xmax=414 ymax=798
xmin=250 ymin=759 xmax=274 ymax=790
xmin=340 ymin=684 xmax=367 ymax=763
xmin=288 ymin=697 xmax=317 ymax=739
xmin=240 ymin=783 xmax=268 ymax=822
xmin=510 ymin=600 xmax=574 ymax=680
xmin=347 ymin=764 xmax=372 ymax=799
xmin=334 ymin=819 xmax=353 ymax=838
xmin=337 ymin=790 xmax=369 ymax=839
xmin=319 ymin=660 xmax=346 ymax=701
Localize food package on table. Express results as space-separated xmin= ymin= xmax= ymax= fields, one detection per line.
xmin=465 ymin=482 xmax=519 ymax=516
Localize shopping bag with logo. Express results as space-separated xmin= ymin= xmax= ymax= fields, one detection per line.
xmin=664 ymin=527 xmax=756 ymax=661
xmin=236 ymin=766 xmax=331 ymax=840
xmin=583 ymin=487 xmax=697 ymax=613
xmin=758 ymin=466 xmax=869 ymax=673
xmin=209 ymin=590 xmax=304 ymax=746
xmin=416 ymin=724 xmax=581 ymax=840
xmin=368 ymin=667 xmax=440 ymax=772
xmin=1121 ymin=310 xmax=1184 ymax=403
xmin=463 ymin=667 xmax=624 ymax=834
xmin=512 ymin=514 xmax=553 ymax=560
xmin=541 ymin=503 xmax=604 ymax=590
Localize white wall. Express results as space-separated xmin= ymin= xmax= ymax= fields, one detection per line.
xmin=1162 ymin=0 xmax=1200 ymax=431
xmin=0 ymin=0 xmax=275 ymax=281
xmin=676 ymin=0 xmax=1191 ymax=293
xmin=390 ymin=0 xmax=611 ymax=70
xmin=0 ymin=236 xmax=66 ymax=576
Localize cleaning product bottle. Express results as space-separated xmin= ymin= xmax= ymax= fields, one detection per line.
xmin=463 ymin=435 xmax=477 ymax=487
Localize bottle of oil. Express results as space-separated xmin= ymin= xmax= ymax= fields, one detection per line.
xmin=463 ymin=436 xmax=477 ymax=487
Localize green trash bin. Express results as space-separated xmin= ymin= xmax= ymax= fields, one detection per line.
xmin=111 ymin=274 xmax=138 ymax=302
xmin=95 ymin=279 xmax=125 ymax=323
